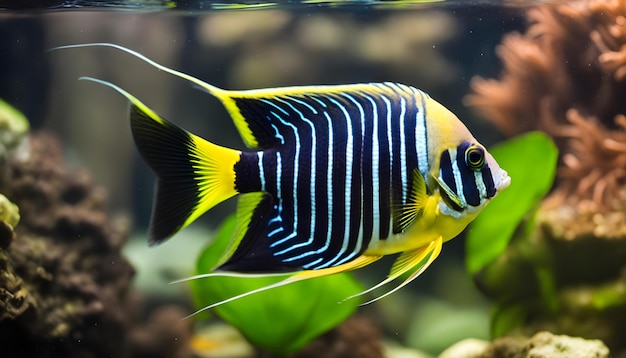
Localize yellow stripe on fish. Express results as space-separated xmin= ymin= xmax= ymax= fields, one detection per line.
xmin=53 ymin=43 xmax=510 ymax=313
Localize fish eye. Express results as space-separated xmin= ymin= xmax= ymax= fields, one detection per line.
xmin=465 ymin=145 xmax=485 ymax=171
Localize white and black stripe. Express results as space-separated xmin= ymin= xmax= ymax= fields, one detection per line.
xmin=226 ymin=83 xmax=434 ymax=272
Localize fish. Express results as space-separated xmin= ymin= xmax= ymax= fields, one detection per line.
xmin=53 ymin=43 xmax=510 ymax=315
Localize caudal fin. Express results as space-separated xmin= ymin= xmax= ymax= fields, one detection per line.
xmin=131 ymin=106 xmax=241 ymax=245
xmin=80 ymin=77 xmax=241 ymax=245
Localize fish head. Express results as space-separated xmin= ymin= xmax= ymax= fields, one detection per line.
xmin=421 ymin=96 xmax=510 ymax=220
xmin=433 ymin=140 xmax=510 ymax=219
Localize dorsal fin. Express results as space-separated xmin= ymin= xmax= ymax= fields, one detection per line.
xmin=217 ymin=82 xmax=414 ymax=149
xmin=216 ymin=86 xmax=355 ymax=149
xmin=50 ymin=44 xmax=423 ymax=152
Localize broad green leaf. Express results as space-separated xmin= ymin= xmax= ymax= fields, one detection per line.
xmin=466 ymin=131 xmax=558 ymax=274
xmin=190 ymin=215 xmax=363 ymax=356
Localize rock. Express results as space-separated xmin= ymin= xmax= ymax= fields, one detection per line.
xmin=480 ymin=331 xmax=610 ymax=358
xmin=527 ymin=332 xmax=609 ymax=358
xmin=439 ymin=338 xmax=489 ymax=358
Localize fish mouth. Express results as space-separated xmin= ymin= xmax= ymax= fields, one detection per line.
xmin=497 ymin=169 xmax=511 ymax=192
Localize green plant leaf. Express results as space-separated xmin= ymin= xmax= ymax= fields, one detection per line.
xmin=190 ymin=215 xmax=364 ymax=356
xmin=466 ymin=131 xmax=558 ymax=275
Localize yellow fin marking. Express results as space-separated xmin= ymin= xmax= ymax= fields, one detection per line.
xmin=218 ymin=96 xmax=259 ymax=148
xmin=182 ymin=134 xmax=240 ymax=230
xmin=287 ymin=254 xmax=383 ymax=282
xmin=79 ymin=76 xmax=241 ymax=243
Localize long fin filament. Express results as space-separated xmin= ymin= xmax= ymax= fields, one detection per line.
xmin=177 ymin=255 xmax=382 ymax=318
xmin=181 ymin=277 xmax=298 ymax=320
xmin=51 ymin=43 xmax=260 ymax=148
xmin=51 ymin=43 xmax=224 ymax=96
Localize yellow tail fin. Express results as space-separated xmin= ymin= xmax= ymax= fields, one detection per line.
xmin=81 ymin=77 xmax=240 ymax=245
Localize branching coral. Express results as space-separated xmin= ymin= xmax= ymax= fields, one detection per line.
xmin=466 ymin=0 xmax=626 ymax=219
xmin=553 ymin=110 xmax=626 ymax=209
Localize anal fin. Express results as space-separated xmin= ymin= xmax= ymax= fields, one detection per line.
xmin=217 ymin=193 xmax=296 ymax=272
xmin=216 ymin=192 xmax=271 ymax=269
xmin=287 ymin=254 xmax=383 ymax=282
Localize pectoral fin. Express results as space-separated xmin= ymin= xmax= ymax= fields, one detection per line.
xmin=394 ymin=169 xmax=428 ymax=233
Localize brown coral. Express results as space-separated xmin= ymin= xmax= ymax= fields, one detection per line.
xmin=0 ymin=133 xmax=192 ymax=358
xmin=466 ymin=0 xmax=626 ymax=215
xmin=549 ymin=110 xmax=626 ymax=210
xmin=0 ymin=132 xmax=136 ymax=356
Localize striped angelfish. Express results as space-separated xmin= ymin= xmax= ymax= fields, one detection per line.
xmin=57 ymin=43 xmax=510 ymax=312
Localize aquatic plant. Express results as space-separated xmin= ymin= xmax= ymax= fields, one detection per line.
xmin=190 ymin=215 xmax=366 ymax=356
xmin=0 ymin=98 xmax=28 ymax=162
xmin=465 ymin=0 xmax=626 ymax=354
